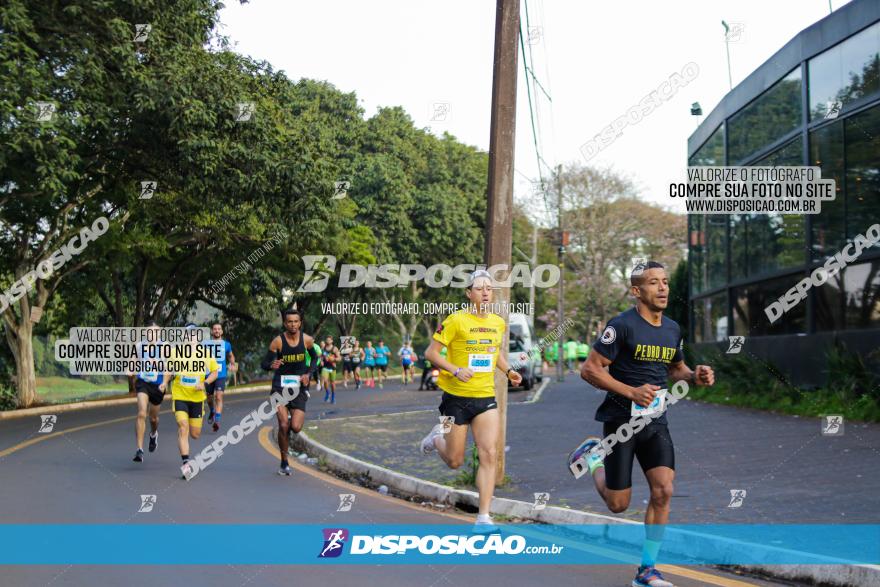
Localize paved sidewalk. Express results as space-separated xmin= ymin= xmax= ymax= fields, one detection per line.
xmin=305 ymin=374 xmax=880 ymax=524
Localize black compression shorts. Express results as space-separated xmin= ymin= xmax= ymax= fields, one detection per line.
xmin=173 ymin=399 xmax=203 ymax=420
xmin=601 ymin=422 xmax=675 ymax=491
xmin=438 ymin=392 xmax=497 ymax=426
xmin=271 ymin=386 xmax=308 ymax=413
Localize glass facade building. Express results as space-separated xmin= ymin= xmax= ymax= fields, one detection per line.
xmin=687 ymin=0 xmax=879 ymax=383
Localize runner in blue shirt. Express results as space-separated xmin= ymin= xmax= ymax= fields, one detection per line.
xmin=206 ymin=322 xmax=235 ymax=432
xmin=132 ymin=322 xmax=164 ymax=462
xmin=374 ymin=340 xmax=391 ymax=389
xmin=398 ymin=342 xmax=417 ymax=386
xmin=363 ymin=341 xmax=377 ymax=388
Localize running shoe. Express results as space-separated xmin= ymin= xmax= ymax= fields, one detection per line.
xmin=472 ymin=515 xmax=500 ymax=534
xmin=133 ymin=448 xmax=144 ymax=462
xmin=212 ymin=421 xmax=220 ymax=432
xmin=568 ymin=436 xmax=604 ymax=479
xmin=181 ymin=459 xmax=193 ymax=480
xmin=420 ymin=423 xmax=445 ymax=455
xmin=207 ymin=410 xmax=215 ymax=424
xmin=632 ymin=565 xmax=674 ymax=587
xmin=148 ymin=432 xmax=158 ymax=453
xmin=278 ymin=463 xmax=292 ymax=476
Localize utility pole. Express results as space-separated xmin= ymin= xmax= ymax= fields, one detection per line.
xmin=484 ymin=0 xmax=519 ymax=485
xmin=529 ymin=222 xmax=537 ymax=327
xmin=556 ymin=165 xmax=565 ymax=383
xmin=722 ymin=21 xmax=733 ymax=90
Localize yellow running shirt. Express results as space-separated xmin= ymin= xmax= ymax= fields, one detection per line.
xmin=170 ymin=345 xmax=220 ymax=403
xmin=432 ymin=311 xmax=506 ymax=398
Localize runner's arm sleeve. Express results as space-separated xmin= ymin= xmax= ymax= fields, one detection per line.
xmin=260 ymin=350 xmax=276 ymax=371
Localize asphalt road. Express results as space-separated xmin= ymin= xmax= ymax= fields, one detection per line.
xmin=0 ymin=383 xmax=785 ymax=587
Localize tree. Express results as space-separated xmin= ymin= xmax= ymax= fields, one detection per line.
xmin=0 ymin=0 xmax=232 ymax=406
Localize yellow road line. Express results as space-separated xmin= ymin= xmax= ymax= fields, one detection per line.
xmin=257 ymin=426 xmax=472 ymax=521
xmin=0 ymin=395 xmax=261 ymax=459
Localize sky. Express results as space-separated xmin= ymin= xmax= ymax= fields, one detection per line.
xmin=217 ymin=0 xmax=852 ymax=220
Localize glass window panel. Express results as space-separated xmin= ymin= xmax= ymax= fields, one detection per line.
xmin=809 ymin=121 xmax=846 ymax=259
xmin=845 ymin=105 xmax=880 ymax=248
xmin=730 ymin=214 xmax=747 ymax=280
xmin=814 ymin=271 xmax=845 ymax=332
xmin=689 ymin=215 xmax=707 ymax=294
xmin=728 ymin=68 xmax=802 ymax=163
xmin=693 ymin=293 xmax=728 ymax=342
xmin=809 ymin=22 xmax=880 ymax=120
xmin=705 ymin=215 xmax=728 ymax=290
xmin=844 ymin=260 xmax=880 ymax=330
xmin=689 ymin=124 xmax=725 ymax=166
xmin=740 ymin=139 xmax=807 ymax=276
xmin=732 ymin=274 xmax=807 ymax=336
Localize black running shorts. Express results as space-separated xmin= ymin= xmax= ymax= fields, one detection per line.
xmin=205 ymin=377 xmax=227 ymax=395
xmin=136 ymin=379 xmax=165 ymax=406
xmin=601 ymin=422 xmax=675 ymax=491
xmin=173 ymin=399 xmax=203 ymax=420
xmin=438 ymin=392 xmax=497 ymax=426
xmin=271 ymin=385 xmax=308 ymax=413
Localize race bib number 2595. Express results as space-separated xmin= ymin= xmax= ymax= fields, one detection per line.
xmin=468 ymin=354 xmax=493 ymax=373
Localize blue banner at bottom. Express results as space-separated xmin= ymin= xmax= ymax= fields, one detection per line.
xmin=1 ymin=524 xmax=877 ymax=565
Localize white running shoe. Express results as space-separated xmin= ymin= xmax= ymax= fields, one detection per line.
xmin=472 ymin=514 xmax=500 ymax=534
xmin=419 ymin=423 xmax=445 ymax=455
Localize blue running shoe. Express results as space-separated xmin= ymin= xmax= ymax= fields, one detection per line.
xmin=632 ymin=565 xmax=673 ymax=587
xmin=568 ymin=436 xmax=604 ymax=479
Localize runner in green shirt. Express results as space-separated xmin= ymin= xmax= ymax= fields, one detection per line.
xmin=564 ymin=339 xmax=578 ymax=373
xmin=577 ymin=340 xmax=590 ymax=370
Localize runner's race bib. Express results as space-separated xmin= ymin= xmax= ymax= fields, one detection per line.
xmin=468 ymin=354 xmax=493 ymax=373
xmin=281 ymin=375 xmax=301 ymax=389
xmin=141 ymin=372 xmax=159 ymax=383
xmin=180 ymin=375 xmax=199 ymax=387
xmin=631 ymin=389 xmax=667 ymax=417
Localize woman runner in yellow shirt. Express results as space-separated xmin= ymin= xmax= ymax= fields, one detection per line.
xmin=420 ymin=269 xmax=521 ymax=530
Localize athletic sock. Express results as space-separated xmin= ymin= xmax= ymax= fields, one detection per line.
xmin=476 ymin=513 xmax=493 ymax=524
xmin=181 ymin=454 xmax=189 ymax=462
xmin=587 ymin=453 xmax=604 ymax=475
xmin=214 ymin=413 xmax=221 ymax=423
xmin=641 ymin=525 xmax=665 ymax=567
xmin=150 ymin=431 xmax=157 ymax=438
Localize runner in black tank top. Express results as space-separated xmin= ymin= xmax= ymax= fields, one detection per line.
xmin=261 ymin=309 xmax=319 ymax=475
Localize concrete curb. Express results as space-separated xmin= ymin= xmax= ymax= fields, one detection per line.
xmin=293 ymin=429 xmax=880 ymax=586
xmin=0 ymin=384 xmax=272 ymax=420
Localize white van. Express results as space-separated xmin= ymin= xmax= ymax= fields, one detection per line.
xmin=507 ymin=313 xmax=543 ymax=390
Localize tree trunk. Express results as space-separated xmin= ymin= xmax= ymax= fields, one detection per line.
xmin=15 ymin=321 xmax=37 ymax=408
xmin=3 ymin=314 xmax=37 ymax=408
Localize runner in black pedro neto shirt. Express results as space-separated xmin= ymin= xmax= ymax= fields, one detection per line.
xmin=576 ymin=261 xmax=715 ymax=587
xmin=261 ymin=309 xmax=319 ymax=476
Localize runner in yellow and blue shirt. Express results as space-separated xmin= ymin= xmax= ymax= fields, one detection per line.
xmin=160 ymin=324 xmax=219 ymax=479
xmin=419 ymin=269 xmax=521 ymax=531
